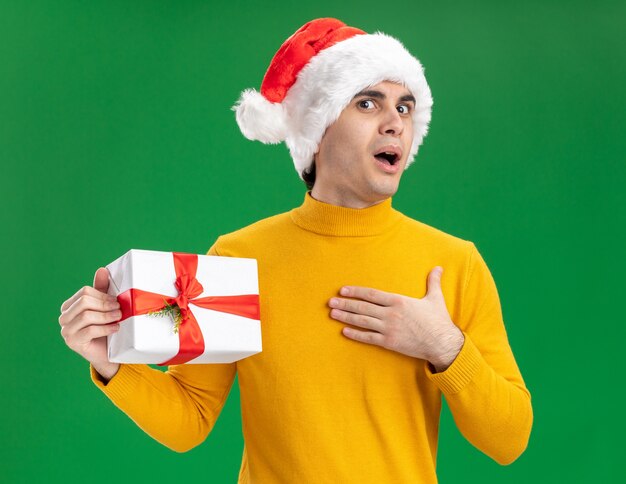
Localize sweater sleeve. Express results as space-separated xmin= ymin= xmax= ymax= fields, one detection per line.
xmin=89 ymin=239 xmax=238 ymax=453
xmin=424 ymin=242 xmax=533 ymax=465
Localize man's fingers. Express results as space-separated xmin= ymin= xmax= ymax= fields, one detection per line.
xmin=330 ymin=309 xmax=384 ymax=333
xmin=62 ymin=321 xmax=120 ymax=349
xmin=60 ymin=285 xmax=114 ymax=314
xmin=60 ymin=286 xmax=85 ymax=313
xmin=342 ymin=326 xmax=386 ymax=346
xmin=59 ymin=293 xmax=120 ymax=329
xmin=93 ymin=267 xmax=110 ymax=294
xmin=80 ymin=322 xmax=120 ymax=343
xmin=329 ymin=297 xmax=385 ymax=319
xmin=339 ymin=286 xmax=397 ymax=306
xmin=60 ymin=267 xmax=112 ymax=314
xmin=60 ymin=308 xmax=122 ymax=341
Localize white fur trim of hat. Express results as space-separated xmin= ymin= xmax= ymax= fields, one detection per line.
xmin=231 ymin=18 xmax=433 ymax=180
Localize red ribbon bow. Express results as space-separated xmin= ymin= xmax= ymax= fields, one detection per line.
xmin=116 ymin=252 xmax=260 ymax=365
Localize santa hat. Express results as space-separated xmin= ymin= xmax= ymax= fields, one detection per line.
xmin=231 ymin=18 xmax=433 ymax=180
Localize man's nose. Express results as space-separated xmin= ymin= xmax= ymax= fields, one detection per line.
xmin=379 ymin=107 xmax=404 ymax=136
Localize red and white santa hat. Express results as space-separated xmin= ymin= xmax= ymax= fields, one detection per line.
xmin=231 ymin=18 xmax=433 ymax=180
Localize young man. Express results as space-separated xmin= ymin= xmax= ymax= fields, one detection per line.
xmin=59 ymin=18 xmax=532 ymax=483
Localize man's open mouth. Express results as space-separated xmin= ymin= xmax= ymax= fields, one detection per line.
xmin=373 ymin=147 xmax=401 ymax=165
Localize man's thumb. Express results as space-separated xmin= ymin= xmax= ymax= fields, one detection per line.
xmin=426 ymin=266 xmax=443 ymax=298
xmin=93 ymin=267 xmax=110 ymax=294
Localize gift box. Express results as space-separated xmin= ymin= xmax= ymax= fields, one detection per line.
xmin=105 ymin=249 xmax=261 ymax=365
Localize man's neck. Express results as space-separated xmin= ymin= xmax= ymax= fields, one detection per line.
xmin=309 ymin=187 xmax=388 ymax=209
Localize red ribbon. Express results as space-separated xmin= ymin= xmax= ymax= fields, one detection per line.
xmin=115 ymin=252 xmax=259 ymax=365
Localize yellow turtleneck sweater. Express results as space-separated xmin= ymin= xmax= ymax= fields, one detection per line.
xmin=90 ymin=192 xmax=532 ymax=483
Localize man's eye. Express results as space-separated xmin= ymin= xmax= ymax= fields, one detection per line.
xmin=397 ymin=104 xmax=411 ymax=114
xmin=358 ymin=100 xmax=375 ymax=110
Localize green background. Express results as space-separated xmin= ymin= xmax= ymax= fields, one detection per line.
xmin=2 ymin=0 xmax=624 ymax=482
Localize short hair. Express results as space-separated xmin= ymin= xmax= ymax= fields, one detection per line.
xmin=302 ymin=160 xmax=316 ymax=190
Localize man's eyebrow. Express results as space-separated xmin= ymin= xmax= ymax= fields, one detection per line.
xmin=399 ymin=93 xmax=417 ymax=105
xmin=352 ymin=89 xmax=416 ymax=105
xmin=353 ymin=89 xmax=385 ymax=100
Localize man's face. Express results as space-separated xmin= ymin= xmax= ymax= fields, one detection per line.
xmin=312 ymin=81 xmax=416 ymax=207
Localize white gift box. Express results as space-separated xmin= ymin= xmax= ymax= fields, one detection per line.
xmin=105 ymin=249 xmax=262 ymax=364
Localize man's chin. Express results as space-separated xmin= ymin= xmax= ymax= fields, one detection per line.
xmin=367 ymin=180 xmax=400 ymax=201
xmin=379 ymin=173 xmax=402 ymax=191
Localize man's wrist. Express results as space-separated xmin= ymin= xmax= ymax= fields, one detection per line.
xmin=92 ymin=362 xmax=120 ymax=383
xmin=429 ymin=327 xmax=464 ymax=373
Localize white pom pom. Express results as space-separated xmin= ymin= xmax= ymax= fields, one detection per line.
xmin=231 ymin=88 xmax=289 ymax=144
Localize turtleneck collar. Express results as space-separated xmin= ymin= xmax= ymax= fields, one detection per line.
xmin=290 ymin=191 xmax=401 ymax=237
